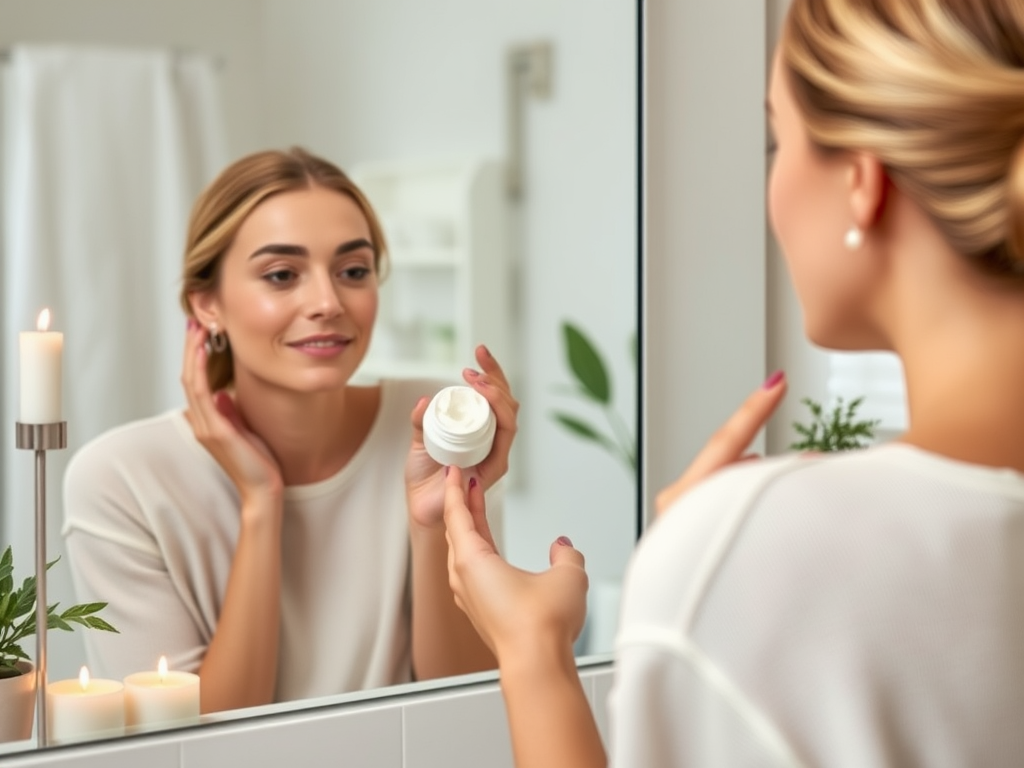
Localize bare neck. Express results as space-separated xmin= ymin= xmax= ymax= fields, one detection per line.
xmin=231 ymin=378 xmax=382 ymax=486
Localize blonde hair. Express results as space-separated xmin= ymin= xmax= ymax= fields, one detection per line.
xmin=179 ymin=147 xmax=388 ymax=391
xmin=781 ymin=0 xmax=1024 ymax=274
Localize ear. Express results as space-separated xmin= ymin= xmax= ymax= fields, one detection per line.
xmin=847 ymin=151 xmax=888 ymax=230
xmin=187 ymin=291 xmax=220 ymax=329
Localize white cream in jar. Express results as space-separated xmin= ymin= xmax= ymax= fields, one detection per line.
xmin=422 ymin=385 xmax=497 ymax=468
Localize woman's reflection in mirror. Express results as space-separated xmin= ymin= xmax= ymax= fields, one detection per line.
xmin=443 ymin=0 xmax=1024 ymax=765
xmin=62 ymin=147 xmax=519 ymax=714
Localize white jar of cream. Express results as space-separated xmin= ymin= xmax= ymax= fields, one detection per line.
xmin=422 ymin=385 xmax=497 ymax=468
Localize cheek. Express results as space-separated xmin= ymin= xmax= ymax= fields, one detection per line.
xmin=351 ymin=286 xmax=379 ymax=324
xmin=235 ymin=295 xmax=291 ymax=333
xmin=767 ymin=154 xmax=797 ymax=255
xmin=768 ymin=151 xmax=829 ymax=280
xmin=219 ymin=280 xmax=294 ymax=343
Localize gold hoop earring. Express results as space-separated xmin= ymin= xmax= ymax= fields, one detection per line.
xmin=208 ymin=324 xmax=228 ymax=354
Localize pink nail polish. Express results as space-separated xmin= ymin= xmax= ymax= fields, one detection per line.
xmin=556 ymin=536 xmax=573 ymax=547
xmin=468 ymin=477 xmax=478 ymax=490
xmin=762 ymin=370 xmax=785 ymax=389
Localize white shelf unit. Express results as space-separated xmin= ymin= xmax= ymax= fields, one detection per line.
xmin=350 ymin=157 xmax=515 ymax=385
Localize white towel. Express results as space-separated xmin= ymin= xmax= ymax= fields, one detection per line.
xmin=0 ymin=44 xmax=228 ymax=680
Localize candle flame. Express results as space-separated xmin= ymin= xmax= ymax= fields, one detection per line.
xmin=36 ymin=308 xmax=51 ymax=332
xmin=158 ymin=655 xmax=168 ymax=682
xmin=78 ymin=666 xmax=90 ymax=690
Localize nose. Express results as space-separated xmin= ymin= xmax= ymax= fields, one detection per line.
xmin=305 ymin=268 xmax=345 ymax=320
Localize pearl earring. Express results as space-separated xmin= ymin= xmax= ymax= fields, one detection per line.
xmin=844 ymin=226 xmax=864 ymax=250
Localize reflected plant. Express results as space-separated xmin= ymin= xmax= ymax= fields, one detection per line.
xmin=550 ymin=320 xmax=636 ymax=474
xmin=0 ymin=545 xmax=118 ymax=678
xmin=790 ymin=396 xmax=881 ymax=452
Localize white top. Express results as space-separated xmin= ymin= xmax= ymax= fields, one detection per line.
xmin=610 ymin=445 xmax=1024 ymax=767
xmin=62 ymin=378 xmax=502 ymax=703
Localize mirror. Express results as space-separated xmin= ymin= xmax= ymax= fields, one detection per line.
xmin=0 ymin=0 xmax=639 ymax=753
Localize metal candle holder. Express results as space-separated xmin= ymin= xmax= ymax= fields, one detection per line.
xmin=15 ymin=421 xmax=67 ymax=749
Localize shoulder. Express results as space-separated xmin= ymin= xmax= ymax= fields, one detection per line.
xmin=64 ymin=410 xmax=205 ymax=503
xmin=621 ymin=448 xmax=918 ymax=632
xmin=620 ymin=454 xmax=813 ymax=628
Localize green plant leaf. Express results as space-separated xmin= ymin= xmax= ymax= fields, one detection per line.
xmin=0 ymin=546 xmax=13 ymax=598
xmin=0 ymin=643 xmax=29 ymax=673
xmin=13 ymin=576 xmax=36 ymax=618
xmin=790 ymin=395 xmax=881 ymax=452
xmin=551 ymin=412 xmax=616 ymax=450
xmin=0 ymin=548 xmax=118 ymax=666
xmin=0 ymin=592 xmax=13 ymax=626
xmin=562 ymin=322 xmax=610 ymax=404
xmin=48 ymin=615 xmax=73 ymax=632
xmin=78 ymin=616 xmax=119 ymax=633
xmin=60 ymin=602 xmax=108 ymax=619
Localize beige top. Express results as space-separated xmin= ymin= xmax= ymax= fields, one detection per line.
xmin=611 ymin=445 xmax=1024 ymax=767
xmin=62 ymin=378 xmax=501 ymax=703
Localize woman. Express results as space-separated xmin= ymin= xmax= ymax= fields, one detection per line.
xmin=62 ymin=147 xmax=517 ymax=713
xmin=444 ymin=0 xmax=1024 ymax=765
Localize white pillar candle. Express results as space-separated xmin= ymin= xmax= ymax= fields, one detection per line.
xmin=19 ymin=308 xmax=63 ymax=424
xmin=46 ymin=667 xmax=125 ymax=745
xmin=123 ymin=657 xmax=200 ymax=732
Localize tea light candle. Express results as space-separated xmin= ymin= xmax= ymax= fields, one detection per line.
xmin=123 ymin=656 xmax=200 ymax=731
xmin=19 ymin=308 xmax=63 ymax=424
xmin=47 ymin=667 xmax=125 ymax=745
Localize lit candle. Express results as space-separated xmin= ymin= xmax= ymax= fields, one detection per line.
xmin=19 ymin=308 xmax=63 ymax=424
xmin=123 ymin=656 xmax=200 ymax=732
xmin=46 ymin=666 xmax=125 ymax=745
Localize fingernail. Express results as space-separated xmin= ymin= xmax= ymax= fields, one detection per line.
xmin=187 ymin=318 xmax=196 ymax=331
xmin=762 ymin=370 xmax=785 ymax=389
xmin=464 ymin=369 xmax=480 ymax=378
xmin=444 ymin=466 xmax=450 ymax=477
xmin=556 ymin=536 xmax=573 ymax=547
xmin=469 ymin=477 xmax=478 ymax=489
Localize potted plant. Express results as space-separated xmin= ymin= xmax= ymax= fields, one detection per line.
xmin=790 ymin=396 xmax=881 ymax=452
xmin=0 ymin=544 xmax=118 ymax=743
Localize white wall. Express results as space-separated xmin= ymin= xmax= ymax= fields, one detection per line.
xmin=643 ymin=0 xmax=767 ymax=507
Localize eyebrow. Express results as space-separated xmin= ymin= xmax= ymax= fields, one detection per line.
xmin=248 ymin=238 xmax=376 ymax=260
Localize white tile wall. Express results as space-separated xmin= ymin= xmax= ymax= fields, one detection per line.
xmin=0 ymin=738 xmax=180 ymax=768
xmin=0 ymin=664 xmax=614 ymax=768
xmin=582 ymin=666 xmax=616 ymax=747
xmin=181 ymin=701 xmax=404 ymax=767
xmin=402 ymin=685 xmax=514 ymax=768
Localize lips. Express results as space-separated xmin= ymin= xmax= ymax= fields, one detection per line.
xmin=287 ymin=334 xmax=352 ymax=349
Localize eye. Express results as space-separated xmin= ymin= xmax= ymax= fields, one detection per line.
xmin=338 ymin=265 xmax=373 ymax=282
xmin=263 ymin=268 xmax=297 ymax=286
